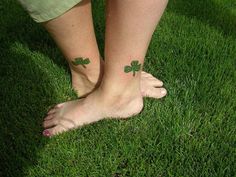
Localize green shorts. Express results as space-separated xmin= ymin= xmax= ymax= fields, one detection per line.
xmin=17 ymin=0 xmax=82 ymax=23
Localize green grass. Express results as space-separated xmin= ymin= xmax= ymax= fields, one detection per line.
xmin=0 ymin=0 xmax=236 ymax=176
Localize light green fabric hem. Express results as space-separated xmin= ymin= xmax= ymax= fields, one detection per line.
xmin=18 ymin=0 xmax=82 ymax=23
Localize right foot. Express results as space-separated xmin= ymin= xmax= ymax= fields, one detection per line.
xmin=71 ymin=64 xmax=166 ymax=99
xmin=43 ymin=89 xmax=143 ymax=137
xmin=141 ymin=71 xmax=167 ymax=98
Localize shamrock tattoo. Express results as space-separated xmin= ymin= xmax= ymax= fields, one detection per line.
xmin=71 ymin=57 xmax=90 ymax=68
xmin=124 ymin=60 xmax=142 ymax=76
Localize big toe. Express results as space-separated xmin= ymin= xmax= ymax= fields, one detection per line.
xmin=42 ymin=116 xmax=78 ymax=137
xmin=143 ymin=87 xmax=167 ymax=99
xmin=43 ymin=125 xmax=67 ymax=137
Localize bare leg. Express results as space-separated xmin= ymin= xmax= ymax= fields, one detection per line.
xmin=103 ymin=0 xmax=167 ymax=98
xmin=43 ymin=0 xmax=103 ymax=97
xmin=42 ymin=0 xmax=168 ymax=137
xmin=42 ymin=0 xmax=165 ymax=99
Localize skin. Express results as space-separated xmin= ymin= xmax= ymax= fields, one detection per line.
xmin=42 ymin=0 xmax=168 ymax=137
xmin=43 ymin=0 xmax=103 ymax=97
xmin=42 ymin=0 xmax=166 ymax=98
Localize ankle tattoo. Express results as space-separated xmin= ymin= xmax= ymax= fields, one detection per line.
xmin=124 ymin=60 xmax=142 ymax=76
xmin=72 ymin=57 xmax=90 ymax=68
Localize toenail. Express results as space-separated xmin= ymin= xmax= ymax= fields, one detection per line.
xmin=43 ymin=130 xmax=51 ymax=137
xmin=161 ymin=89 xmax=167 ymax=95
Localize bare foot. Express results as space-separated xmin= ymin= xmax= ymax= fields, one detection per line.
xmin=43 ymin=89 xmax=143 ymax=137
xmin=71 ymin=63 xmax=166 ymax=99
xmin=141 ymin=71 xmax=167 ymax=99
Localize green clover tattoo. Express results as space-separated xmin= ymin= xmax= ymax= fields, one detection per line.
xmin=71 ymin=57 xmax=90 ymax=68
xmin=124 ymin=60 xmax=142 ymax=76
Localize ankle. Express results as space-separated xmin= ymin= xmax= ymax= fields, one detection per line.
xmin=90 ymin=85 xmax=143 ymax=118
xmin=100 ymin=74 xmax=141 ymax=96
xmin=70 ymin=66 xmax=100 ymax=84
xmin=97 ymin=82 xmax=142 ymax=105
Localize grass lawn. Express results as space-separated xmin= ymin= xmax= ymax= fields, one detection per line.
xmin=0 ymin=0 xmax=236 ymax=176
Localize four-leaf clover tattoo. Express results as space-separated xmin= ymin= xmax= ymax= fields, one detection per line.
xmin=124 ymin=60 xmax=142 ymax=76
xmin=71 ymin=57 xmax=90 ymax=68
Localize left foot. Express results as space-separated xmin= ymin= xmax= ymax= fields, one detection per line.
xmin=69 ymin=58 xmax=103 ymax=98
xmin=43 ymin=87 xmax=143 ymax=137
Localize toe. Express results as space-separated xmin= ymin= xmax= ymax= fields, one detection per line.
xmin=42 ymin=129 xmax=52 ymax=137
xmin=150 ymin=79 xmax=163 ymax=87
xmin=142 ymin=71 xmax=153 ymax=77
xmin=145 ymin=87 xmax=167 ymax=99
xmin=47 ymin=108 xmax=57 ymax=115
xmin=47 ymin=103 xmax=65 ymax=115
xmin=160 ymin=88 xmax=167 ymax=96
xmin=43 ymin=124 xmax=67 ymax=137
xmin=43 ymin=118 xmax=58 ymax=128
xmin=44 ymin=114 xmax=54 ymax=120
xmin=55 ymin=103 xmax=65 ymax=108
xmin=141 ymin=72 xmax=163 ymax=86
